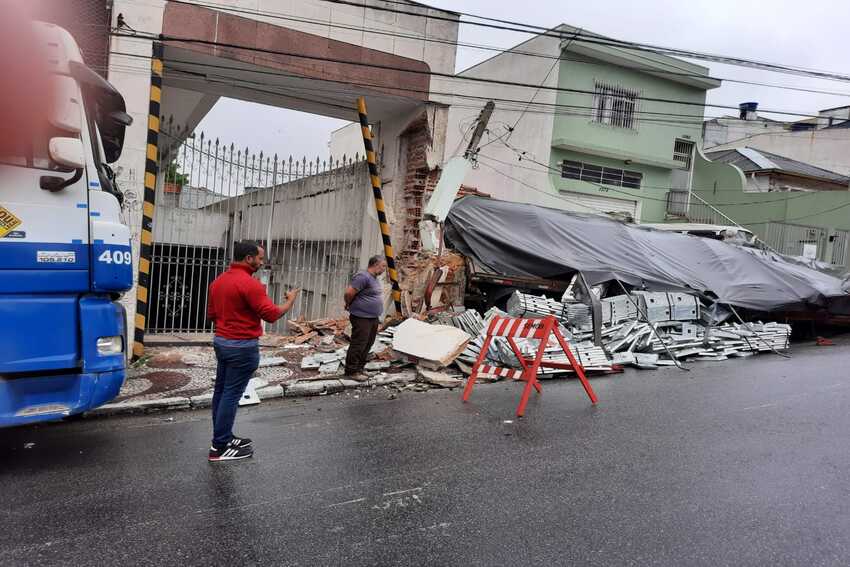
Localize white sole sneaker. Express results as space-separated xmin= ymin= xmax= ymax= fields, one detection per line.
xmin=208 ymin=445 xmax=253 ymax=462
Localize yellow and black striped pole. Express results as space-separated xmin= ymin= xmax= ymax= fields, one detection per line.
xmin=132 ymin=42 xmax=163 ymax=360
xmin=357 ymin=96 xmax=402 ymax=315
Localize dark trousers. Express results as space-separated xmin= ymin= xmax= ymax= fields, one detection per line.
xmin=345 ymin=315 xmax=379 ymax=374
xmin=211 ymin=343 xmax=259 ymax=448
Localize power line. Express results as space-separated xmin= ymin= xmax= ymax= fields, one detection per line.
xmin=505 ymin=27 xmax=576 ymax=141
xmin=320 ymin=0 xmax=850 ymax=83
xmin=484 ymin=141 xmax=850 ymax=225
xmin=477 ymin=153 xmax=814 ymax=227
xmin=476 ymin=152 xmax=814 ymax=207
xmin=475 ymin=159 xmax=623 ymax=216
xmin=104 ymin=69 xmax=850 ymax=224
xmin=740 ymin=199 xmax=850 ymax=224
xmin=107 ymin=45 xmax=850 ymax=141
xmin=109 ymin=31 xmax=839 ymax=122
xmin=189 ymin=73 xmax=850 ymax=213
xmin=111 ymin=50 xmax=719 ymax=125
xmin=145 ymin=77 xmax=850 ymax=224
xmin=153 ymin=0 xmax=850 ymax=101
xmin=108 ymin=49 xmax=850 ymax=149
xmin=490 ymin=140 xmax=840 ymax=205
xmin=478 ymin=151 xmax=850 ymax=226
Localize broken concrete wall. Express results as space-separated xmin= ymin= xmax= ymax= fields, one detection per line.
xmin=397 ymin=251 xmax=467 ymax=315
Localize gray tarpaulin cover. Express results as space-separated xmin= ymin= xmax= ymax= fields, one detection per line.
xmin=445 ymin=196 xmax=849 ymax=313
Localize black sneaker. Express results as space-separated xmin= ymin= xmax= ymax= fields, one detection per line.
xmin=208 ymin=442 xmax=253 ymax=462
xmin=230 ymin=435 xmax=252 ymax=448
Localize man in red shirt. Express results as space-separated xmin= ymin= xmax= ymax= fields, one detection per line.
xmin=206 ymin=240 xmax=299 ymax=462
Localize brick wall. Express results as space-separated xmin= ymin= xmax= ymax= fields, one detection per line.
xmin=400 ymin=114 xmax=441 ymax=257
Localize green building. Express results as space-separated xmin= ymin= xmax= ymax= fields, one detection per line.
xmin=445 ymin=24 xmax=741 ymax=223
xmin=548 ymin=25 xmax=740 ymax=222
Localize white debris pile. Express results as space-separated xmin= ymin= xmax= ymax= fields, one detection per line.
xmin=358 ymin=286 xmax=792 ymax=387
xmin=300 ymin=347 xmax=349 ymax=374
xmin=511 ymin=290 xmax=791 ymax=369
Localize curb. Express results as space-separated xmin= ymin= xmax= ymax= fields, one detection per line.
xmin=89 ymin=396 xmax=191 ymax=416
xmin=86 ymin=372 xmax=419 ymax=418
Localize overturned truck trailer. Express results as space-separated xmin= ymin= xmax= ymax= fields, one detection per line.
xmin=445 ymin=196 xmax=850 ymax=325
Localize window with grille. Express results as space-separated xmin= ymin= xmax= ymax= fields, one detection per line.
xmin=592 ymin=81 xmax=639 ymax=129
xmin=562 ymin=160 xmax=643 ymax=189
xmin=673 ymin=139 xmax=695 ymax=168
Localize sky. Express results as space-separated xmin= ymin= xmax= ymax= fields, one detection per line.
xmin=197 ymin=0 xmax=850 ymax=161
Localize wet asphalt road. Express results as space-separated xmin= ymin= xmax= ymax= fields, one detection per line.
xmin=2 ymin=340 xmax=849 ymax=567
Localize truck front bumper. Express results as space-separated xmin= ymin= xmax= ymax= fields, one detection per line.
xmin=0 ymin=369 xmax=125 ymax=428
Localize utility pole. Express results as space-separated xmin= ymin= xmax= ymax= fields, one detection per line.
xmin=420 ymin=101 xmax=495 ymax=251
xmin=463 ymin=100 xmax=496 ymax=162
xmin=357 ymin=96 xmax=402 ymax=315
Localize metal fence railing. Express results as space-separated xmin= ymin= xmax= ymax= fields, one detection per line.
xmin=665 ymin=190 xmax=689 ymax=217
xmin=666 ymin=190 xmax=744 ymax=228
xmin=761 ymin=222 xmax=829 ymax=261
xmin=147 ymin=120 xmax=371 ymax=334
xmin=832 ymin=229 xmax=850 ymax=267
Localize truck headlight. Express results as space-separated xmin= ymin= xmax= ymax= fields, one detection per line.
xmin=97 ymin=336 xmax=123 ymax=355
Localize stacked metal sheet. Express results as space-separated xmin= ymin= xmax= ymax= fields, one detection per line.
xmin=433 ymin=309 xmax=485 ymax=337
xmin=510 ymin=291 xmax=640 ymax=329
xmin=455 ymin=330 xmax=613 ymax=376
xmin=456 ymin=333 xmax=485 ymax=366
xmin=537 ymin=341 xmax=612 ymax=373
xmin=562 ymin=302 xmax=593 ymax=331
xmin=603 ymin=319 xmax=791 ymax=366
xmin=606 ymin=294 xmax=639 ymax=324
xmin=483 ymin=306 xmax=509 ymax=321
xmin=507 ymin=293 xmax=564 ymax=319
xmin=715 ymin=322 xmax=792 ymax=352
xmin=505 ymin=290 xmax=790 ymax=370
xmin=669 ymin=292 xmax=701 ymax=321
xmin=631 ymin=291 xmax=672 ymax=322
xmin=632 ymin=291 xmax=701 ymax=322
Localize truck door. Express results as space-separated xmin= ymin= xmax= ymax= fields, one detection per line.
xmin=0 ymin=74 xmax=90 ymax=374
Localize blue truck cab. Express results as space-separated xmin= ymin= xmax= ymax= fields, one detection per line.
xmin=0 ymin=23 xmax=134 ymax=427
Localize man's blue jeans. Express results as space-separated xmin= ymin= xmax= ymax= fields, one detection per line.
xmin=212 ymin=340 xmax=260 ymax=449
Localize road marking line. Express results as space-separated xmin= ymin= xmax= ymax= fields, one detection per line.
xmin=383 ymin=487 xmax=423 ymax=497
xmin=326 ymin=497 xmax=366 ymax=508
xmin=741 ymin=403 xmax=779 ymax=411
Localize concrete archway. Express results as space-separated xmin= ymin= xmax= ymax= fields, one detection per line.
xmin=107 ymin=0 xmax=459 ymax=340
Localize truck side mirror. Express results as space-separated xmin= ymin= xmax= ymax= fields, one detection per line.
xmin=49 ymin=137 xmax=85 ymax=169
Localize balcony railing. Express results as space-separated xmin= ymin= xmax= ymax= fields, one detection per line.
xmin=666 ymin=190 xmax=741 ymax=227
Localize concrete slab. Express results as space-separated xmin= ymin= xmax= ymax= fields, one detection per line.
xmin=392 ymin=319 xmax=470 ymax=367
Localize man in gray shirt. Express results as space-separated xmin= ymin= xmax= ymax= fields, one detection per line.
xmin=343 ymin=255 xmax=387 ymax=379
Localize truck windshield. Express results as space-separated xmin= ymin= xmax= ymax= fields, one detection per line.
xmin=80 ymin=85 xmax=122 ymax=202
xmin=0 ymin=85 xmax=75 ymax=172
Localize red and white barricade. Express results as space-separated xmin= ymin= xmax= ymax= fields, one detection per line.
xmin=462 ymin=315 xmax=598 ymax=417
